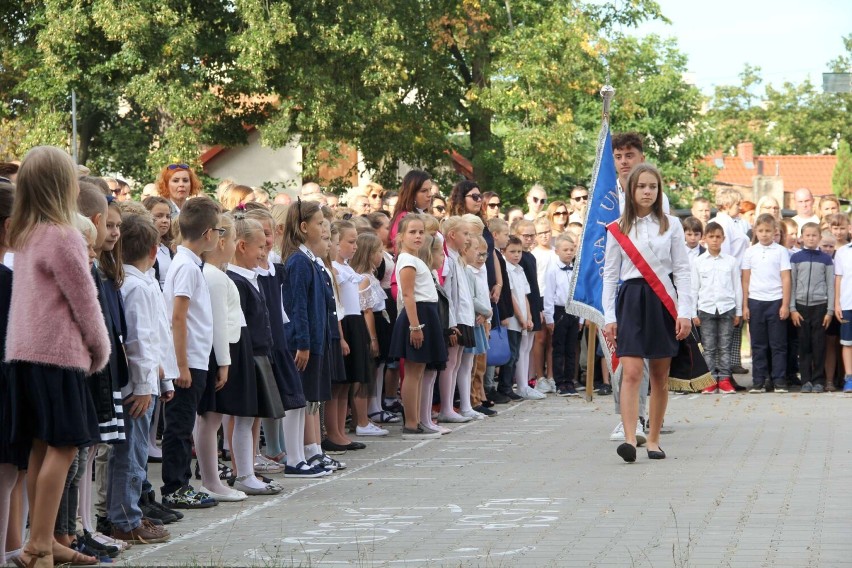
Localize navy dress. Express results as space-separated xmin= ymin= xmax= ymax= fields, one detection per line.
xmin=257 ymin=264 xmax=306 ymax=410
xmin=519 ymin=251 xmax=543 ymax=332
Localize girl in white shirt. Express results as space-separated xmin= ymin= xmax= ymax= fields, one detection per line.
xmin=602 ymin=164 xmax=693 ymax=463
xmin=142 ymin=195 xmax=174 ymax=288
xmin=388 ymin=215 xmax=448 ymax=440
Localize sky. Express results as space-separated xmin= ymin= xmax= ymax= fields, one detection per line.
xmin=629 ymin=0 xmax=851 ymax=94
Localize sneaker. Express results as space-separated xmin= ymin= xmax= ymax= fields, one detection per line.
xmin=717 ymin=378 xmax=736 ymax=394
xmin=774 ymin=386 xmax=789 ymax=393
xmin=812 ymin=383 xmax=825 ymax=393
xmin=749 ymin=384 xmax=765 ymax=393
xmin=556 ymin=385 xmax=579 ymax=397
xmin=140 ymin=498 xmax=178 ymax=525
xmin=460 ymin=408 xmax=485 ymax=420
xmin=90 ymin=531 xmax=130 ymax=552
xmin=597 ymin=384 xmax=612 ymax=395
xmin=486 ymin=390 xmax=511 ymax=404
xmin=161 ymin=486 xmax=218 ymax=509
xmin=609 ymin=422 xmax=625 ymax=442
xmin=112 ymin=518 xmax=170 ymax=545
xmin=534 ymin=377 xmax=549 ymax=394
xmin=701 ymin=382 xmax=718 ymax=394
xmin=844 ymin=377 xmax=852 ymax=393
xmin=402 ymin=426 xmax=442 ymax=440
xmin=520 ymin=385 xmax=546 ymax=400
xmin=436 ymin=412 xmax=473 ymax=423
xmin=79 ymin=531 xmax=120 ymax=559
xmin=473 ymin=405 xmax=498 ymax=417
xmin=506 ymin=391 xmax=523 ymax=401
xmin=355 ymin=423 xmax=389 ymax=436
xmin=800 ymin=381 xmax=814 ymax=393
xmin=284 ymin=461 xmax=330 ymax=478
xmin=635 ymin=421 xmax=647 ymax=447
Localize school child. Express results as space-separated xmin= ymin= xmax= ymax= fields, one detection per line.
xmin=389 ymin=214 xmax=449 ymax=439
xmin=416 ymin=234 xmax=455 ymax=435
xmin=825 ymin=213 xmax=850 ymax=247
xmin=530 ymin=216 xmax=556 ymax=389
xmin=332 ymin=220 xmax=387 ymax=437
xmin=0 ymin=182 xmax=23 ymax=567
xmin=6 ymin=147 xmax=110 ymax=568
xmin=245 ymin=207 xmax=312 ymax=469
xmin=511 ymin=221 xmax=545 ymax=399
xmin=690 ymin=222 xmax=742 ymax=395
xmin=833 ymin=236 xmax=852 ymax=392
xmin=465 ymin=235 xmax=496 ymax=416
xmin=485 ymin=218 xmax=513 ymax=403
xmin=743 ymin=213 xmax=792 ymax=393
xmin=438 ymin=217 xmax=478 ymax=422
xmin=790 ymin=222 xmax=835 ymax=393
xmin=161 ymin=195 xmax=221 ymax=508
xmin=544 ymin=233 xmax=581 ymax=397
xmin=225 ymin=214 xmax=292 ymax=490
xmin=348 ymin=231 xmax=394 ymax=429
xmin=282 ymin=200 xmax=338 ymax=474
xmin=821 ymin=231 xmax=837 ymax=256
xmin=502 ymin=236 xmax=541 ymax=400
xmin=107 ymin=214 xmax=175 ymax=545
xmin=602 ymin=163 xmax=693 ymax=463
xmin=777 ymin=218 xmax=800 ymax=384
xmin=780 ymin=218 xmax=800 ymax=252
xmin=682 ymin=216 xmax=705 ymax=268
xmin=142 ymin=195 xmax=174 ymax=288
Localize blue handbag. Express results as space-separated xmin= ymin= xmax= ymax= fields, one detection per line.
xmin=486 ymin=305 xmax=511 ymax=366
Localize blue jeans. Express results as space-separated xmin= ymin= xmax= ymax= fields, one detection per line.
xmin=108 ymin=396 xmax=156 ymax=531
xmin=55 ymin=446 xmax=87 ymax=536
xmin=498 ymin=330 xmax=522 ymax=395
xmin=748 ymin=299 xmax=787 ymax=387
xmin=698 ymin=308 xmax=735 ymax=379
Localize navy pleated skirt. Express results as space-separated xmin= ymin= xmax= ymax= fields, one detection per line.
xmin=389 ymin=301 xmax=449 ymax=371
xmin=9 ymin=362 xmax=100 ymax=449
xmin=615 ymin=279 xmax=678 ymax=359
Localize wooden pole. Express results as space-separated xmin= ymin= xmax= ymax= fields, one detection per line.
xmin=586 ymin=323 xmax=597 ymax=402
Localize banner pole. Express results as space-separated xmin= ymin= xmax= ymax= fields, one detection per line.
xmin=586 ymin=323 xmax=597 ymax=402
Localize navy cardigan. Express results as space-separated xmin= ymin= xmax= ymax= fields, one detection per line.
xmin=283 ymin=251 xmax=334 ymax=354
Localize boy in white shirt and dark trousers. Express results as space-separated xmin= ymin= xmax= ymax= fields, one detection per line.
xmin=742 ymin=214 xmax=792 ymax=393
xmin=161 ymin=196 xmax=221 ymax=508
xmin=790 ymin=222 xmax=834 ymax=393
xmin=544 ymin=233 xmax=580 ymax=397
xmin=832 ymin=239 xmax=852 ymax=392
xmin=498 ymin=236 xmax=538 ymax=400
xmin=691 ymin=222 xmax=742 ymax=395
xmin=109 ymin=214 xmax=176 ymax=543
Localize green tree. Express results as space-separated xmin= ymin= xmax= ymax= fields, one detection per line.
xmin=834 ymin=140 xmax=852 ymax=198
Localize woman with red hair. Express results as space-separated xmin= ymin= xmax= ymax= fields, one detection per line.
xmin=157 ymin=163 xmax=202 ymax=217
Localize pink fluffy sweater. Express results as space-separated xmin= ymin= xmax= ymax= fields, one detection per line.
xmin=5 ymin=223 xmax=110 ymax=374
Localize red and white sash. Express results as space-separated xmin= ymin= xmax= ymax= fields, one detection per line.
xmin=606 ymin=221 xmax=679 ymax=321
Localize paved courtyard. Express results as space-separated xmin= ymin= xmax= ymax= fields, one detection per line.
xmin=124 ymin=385 xmax=852 ymax=567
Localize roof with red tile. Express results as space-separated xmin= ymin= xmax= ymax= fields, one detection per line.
xmin=705 ymin=152 xmax=837 ymax=196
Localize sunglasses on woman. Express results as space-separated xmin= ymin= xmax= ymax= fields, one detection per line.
xmin=487 ymin=201 xmax=501 ymax=208
xmin=167 ymin=163 xmax=189 ymax=170
xmin=572 ymin=195 xmax=589 ymax=202
xmin=466 ymin=193 xmax=483 ymax=202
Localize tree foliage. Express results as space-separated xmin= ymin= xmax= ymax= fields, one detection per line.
xmin=834 ymin=140 xmax=852 ymax=199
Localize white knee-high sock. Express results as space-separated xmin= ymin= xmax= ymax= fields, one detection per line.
xmin=283 ymin=408 xmax=307 ymax=467
xmin=515 ymin=332 xmax=536 ymax=389
xmin=456 ymin=352 xmax=475 ymax=412
xmin=368 ymin=363 xmax=385 ymax=415
xmin=438 ymin=345 xmax=462 ymax=415
xmin=421 ymin=369 xmax=438 ymax=426
xmin=232 ymin=416 xmax=266 ymax=489
xmin=196 ymin=413 xmax=230 ymax=493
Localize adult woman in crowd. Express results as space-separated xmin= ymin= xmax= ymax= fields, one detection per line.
xmin=156 ymin=163 xmax=202 ymax=217
xmin=389 ymin=170 xmax=432 ymax=246
xmin=819 ymin=195 xmax=840 ymax=220
xmin=365 ymin=182 xmax=385 ymax=213
xmin=431 ymin=195 xmax=448 ymax=220
xmin=755 ymin=195 xmax=781 ymax=221
xmin=481 ymin=192 xmax=502 ymax=220
xmin=546 ymin=200 xmax=570 ymax=239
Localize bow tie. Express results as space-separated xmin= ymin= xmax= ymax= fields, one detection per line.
xmin=560 ymin=264 xmax=573 ymax=271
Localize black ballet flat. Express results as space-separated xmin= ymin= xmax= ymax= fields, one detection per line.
xmin=617 ymin=443 xmax=636 ymax=463
xmin=647 ymin=447 xmax=666 ymax=460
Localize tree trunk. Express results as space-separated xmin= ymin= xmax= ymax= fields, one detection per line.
xmin=468 ymin=45 xmax=493 ymax=189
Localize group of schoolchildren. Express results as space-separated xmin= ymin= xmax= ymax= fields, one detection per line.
xmin=683 ymin=189 xmax=852 ymax=396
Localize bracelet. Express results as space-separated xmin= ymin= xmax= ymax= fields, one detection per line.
xmin=409 ymin=324 xmax=425 ymax=331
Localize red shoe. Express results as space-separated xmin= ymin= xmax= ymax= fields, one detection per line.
xmin=718 ymin=378 xmax=736 ymax=394
xmin=701 ymin=382 xmax=718 ymax=394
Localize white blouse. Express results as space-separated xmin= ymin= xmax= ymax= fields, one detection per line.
xmin=333 ymin=261 xmax=364 ymax=316
xmin=602 ymin=213 xmax=693 ymax=325
xmin=203 ymin=264 xmax=245 ymax=366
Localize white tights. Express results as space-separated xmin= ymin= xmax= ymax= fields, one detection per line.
xmin=232 ymin=416 xmax=266 ymax=489
xmin=438 ymin=345 xmax=462 ymax=416
xmin=420 ymin=369 xmax=439 ymax=427
xmin=283 ymin=408 xmax=307 ymax=467
xmin=515 ymin=331 xmax=536 ymax=390
xmin=195 ymin=413 xmax=231 ymax=494
xmin=456 ymin=352 xmax=475 ymax=413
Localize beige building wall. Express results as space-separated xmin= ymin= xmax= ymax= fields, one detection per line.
xmin=205 ymin=130 xmax=302 ymax=189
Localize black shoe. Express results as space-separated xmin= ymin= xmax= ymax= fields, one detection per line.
xmin=141 ymin=495 xmax=179 ymax=524
xmin=383 ymin=399 xmax=404 ymax=414
xmin=506 ymin=391 xmax=523 ymax=401
xmin=480 ymin=399 xmax=495 ymax=408
xmin=647 ymin=447 xmax=666 ymax=460
xmin=729 ymin=376 xmax=748 ymax=391
xmin=147 ymin=490 xmax=183 ymax=520
xmin=556 ymin=385 xmax=579 ymax=397
xmin=321 ymin=440 xmax=349 ymax=455
xmin=487 ymin=391 xmax=511 ymax=404
xmin=597 ymin=384 xmax=612 ymax=395
xmin=345 ymin=441 xmax=367 ymax=450
xmin=96 ymin=514 xmax=112 ymax=535
xmin=143 ymin=515 xmax=164 ymax=526
xmin=731 ymin=365 xmax=749 ymax=375
xmin=473 ymin=405 xmax=497 ymax=416
xmin=617 ymin=443 xmax=637 ymax=463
